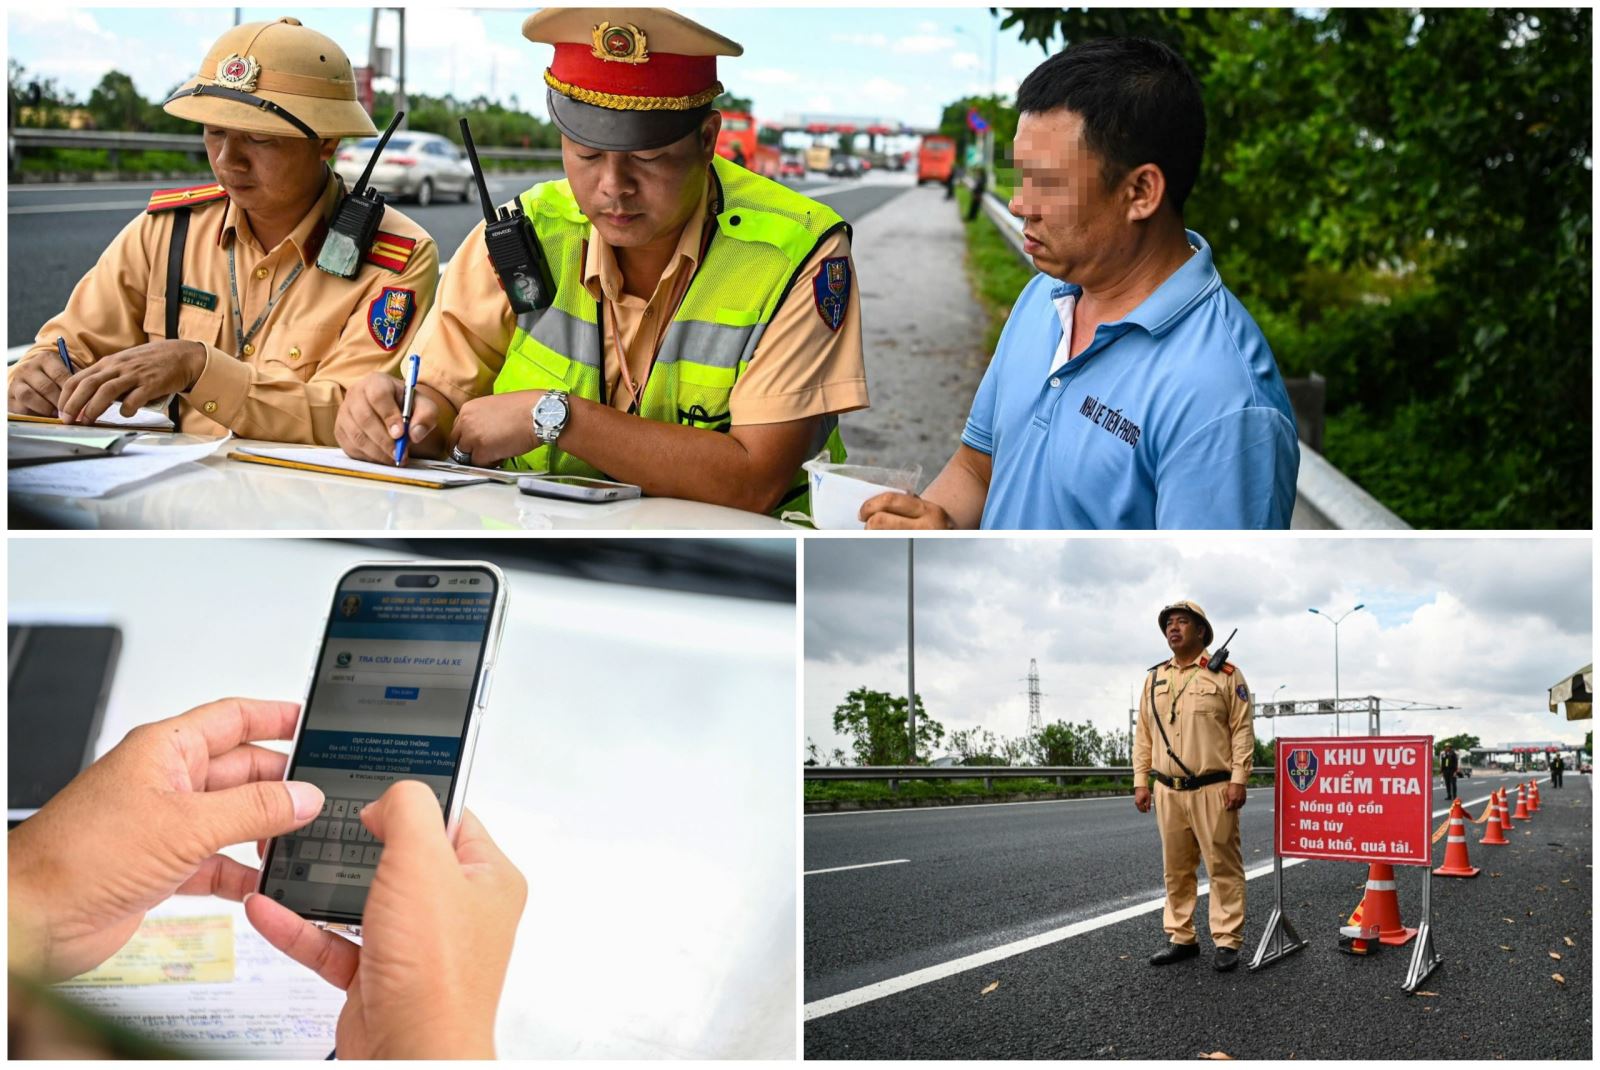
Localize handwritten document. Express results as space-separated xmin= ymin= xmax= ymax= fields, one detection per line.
xmin=70 ymin=915 xmax=234 ymax=985
xmin=55 ymin=903 xmax=341 ymax=1059
xmin=8 ymin=436 xmax=228 ymax=499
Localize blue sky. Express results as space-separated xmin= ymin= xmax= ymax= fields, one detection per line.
xmin=8 ymin=6 xmax=1057 ymax=130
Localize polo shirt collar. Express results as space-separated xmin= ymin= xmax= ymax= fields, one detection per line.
xmin=1048 ymin=229 xmax=1222 ymax=339
xmin=219 ymin=169 xmax=340 ymax=267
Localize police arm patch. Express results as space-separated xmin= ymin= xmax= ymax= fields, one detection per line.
xmin=1236 ymin=684 xmax=1249 ymax=701
xmin=368 ymin=287 xmax=416 ymax=351
xmin=812 ymin=256 xmax=851 ymax=332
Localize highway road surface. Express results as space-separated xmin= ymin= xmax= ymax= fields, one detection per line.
xmin=805 ymin=772 xmax=1590 ymax=1059
xmin=7 ymin=170 xmax=914 ymax=346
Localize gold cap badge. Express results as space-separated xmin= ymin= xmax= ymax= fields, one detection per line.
xmin=214 ymin=52 xmax=261 ymax=92
xmin=591 ymin=22 xmax=649 ymax=64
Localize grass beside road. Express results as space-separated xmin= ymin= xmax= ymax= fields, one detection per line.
xmin=806 ymin=774 xmax=1274 ymax=806
xmin=956 ymin=185 xmax=1035 ymax=355
xmin=16 ymin=148 xmax=211 ymax=176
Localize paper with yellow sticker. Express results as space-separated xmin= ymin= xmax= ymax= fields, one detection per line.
xmin=69 ymin=915 xmax=234 ymax=986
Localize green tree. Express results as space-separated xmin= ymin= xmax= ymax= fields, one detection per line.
xmin=984 ymin=8 xmax=1591 ymax=527
xmin=713 ymin=90 xmax=754 ymax=114
xmin=1101 ymin=728 xmax=1134 ymax=765
xmin=85 ymin=70 xmax=145 ymax=131
xmin=1253 ymin=737 xmax=1276 ymax=771
xmin=1435 ymin=733 xmax=1481 ymax=755
xmin=831 ymin=687 xmax=945 ymax=765
xmin=1031 ymin=720 xmax=1104 ymax=766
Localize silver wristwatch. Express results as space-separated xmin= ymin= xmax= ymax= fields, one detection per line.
xmin=531 ymin=390 xmax=570 ymax=445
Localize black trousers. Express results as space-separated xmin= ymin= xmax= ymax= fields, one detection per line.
xmin=1552 ymin=768 xmax=1563 ymax=787
xmin=1442 ymin=773 xmax=1457 ymax=799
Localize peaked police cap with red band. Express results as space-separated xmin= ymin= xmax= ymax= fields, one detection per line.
xmin=523 ymin=8 xmax=742 ymax=152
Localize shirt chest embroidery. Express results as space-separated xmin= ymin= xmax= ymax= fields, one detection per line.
xmin=1078 ymin=393 xmax=1142 ymax=448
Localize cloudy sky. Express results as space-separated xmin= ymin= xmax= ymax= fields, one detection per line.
xmin=8 ymin=5 xmax=1052 ymax=131
xmin=804 ymin=537 xmax=1594 ymax=761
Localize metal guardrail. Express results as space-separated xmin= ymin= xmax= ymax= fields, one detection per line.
xmin=9 ymin=128 xmax=561 ymax=163
xmin=806 ymin=764 xmax=1274 ymax=792
xmin=976 ymin=190 xmax=1409 ymax=531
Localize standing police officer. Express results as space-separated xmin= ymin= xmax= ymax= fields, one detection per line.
xmin=8 ymin=18 xmax=437 ymax=444
xmin=335 ymin=8 xmax=869 ymax=516
xmin=1132 ymin=600 xmax=1254 ymax=971
xmin=1439 ymin=743 xmax=1459 ymax=800
xmin=1550 ymin=751 xmax=1564 ymax=788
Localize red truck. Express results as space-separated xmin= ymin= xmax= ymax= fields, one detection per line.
xmin=717 ymin=112 xmax=780 ymax=177
xmin=917 ymin=135 xmax=956 ymax=185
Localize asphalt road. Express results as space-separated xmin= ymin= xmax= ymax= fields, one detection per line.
xmin=805 ymin=773 xmax=1590 ymax=1059
xmin=6 ymin=171 xmax=910 ymax=346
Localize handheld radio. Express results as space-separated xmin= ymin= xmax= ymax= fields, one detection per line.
xmin=460 ymin=117 xmax=554 ymax=314
xmin=316 ymin=110 xmax=405 ymax=278
xmin=1207 ymin=628 xmax=1238 ymax=673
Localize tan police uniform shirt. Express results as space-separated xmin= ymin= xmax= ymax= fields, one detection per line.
xmin=1133 ymin=651 xmax=1255 ymax=786
xmin=411 ymin=169 xmax=869 ymax=425
xmin=15 ymin=172 xmax=437 ymax=444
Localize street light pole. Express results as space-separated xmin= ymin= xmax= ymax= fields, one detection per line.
xmin=1268 ymin=684 xmax=1287 ymax=746
xmin=1309 ymin=605 xmax=1365 ymax=735
xmin=907 ymin=540 xmax=916 ymax=763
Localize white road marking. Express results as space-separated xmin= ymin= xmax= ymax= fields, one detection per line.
xmin=805 ymin=859 xmax=910 ymax=876
xmin=10 ymin=200 xmax=147 ymax=215
xmin=803 ymin=783 xmax=1535 ymax=1021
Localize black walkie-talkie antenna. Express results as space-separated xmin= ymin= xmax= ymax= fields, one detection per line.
xmin=353 ymin=111 xmax=404 ymax=197
xmin=459 ymin=117 xmax=496 ymax=225
xmin=1207 ymin=628 xmax=1238 ymax=673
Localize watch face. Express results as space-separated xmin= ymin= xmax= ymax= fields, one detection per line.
xmin=534 ymin=393 xmax=565 ymax=426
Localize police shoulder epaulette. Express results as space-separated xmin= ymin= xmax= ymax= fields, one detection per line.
xmin=146 ymin=183 xmax=227 ymax=213
xmin=1220 ymin=662 xmax=1236 ymax=675
xmin=364 ymin=230 xmax=418 ymax=273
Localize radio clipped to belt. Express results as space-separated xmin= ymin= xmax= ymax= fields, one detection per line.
xmin=316 ymin=110 xmax=405 ymax=278
xmin=1146 ymin=628 xmax=1238 ymax=790
xmin=460 ymin=117 xmax=554 ymax=315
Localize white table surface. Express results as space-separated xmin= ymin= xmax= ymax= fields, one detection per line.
xmin=7 ymin=432 xmax=792 ymax=531
xmin=9 ymin=538 xmax=798 ymax=1058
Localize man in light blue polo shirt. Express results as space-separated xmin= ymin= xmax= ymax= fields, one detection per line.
xmin=862 ymin=37 xmax=1299 ymax=530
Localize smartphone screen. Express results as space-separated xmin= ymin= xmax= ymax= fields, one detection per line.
xmin=259 ymin=564 xmax=501 ymax=924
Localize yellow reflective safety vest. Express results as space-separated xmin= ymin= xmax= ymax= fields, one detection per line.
xmin=491 ymin=156 xmax=849 ymax=516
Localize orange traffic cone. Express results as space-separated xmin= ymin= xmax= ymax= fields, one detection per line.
xmin=1351 ymin=863 xmax=1417 ymax=946
xmin=1499 ymin=788 xmax=1516 ymax=831
xmin=1513 ymin=783 xmax=1531 ymax=821
xmin=1527 ymin=780 xmax=1541 ymax=813
xmin=1434 ymin=799 xmax=1480 ymax=877
xmin=1481 ymin=792 xmax=1509 ymax=845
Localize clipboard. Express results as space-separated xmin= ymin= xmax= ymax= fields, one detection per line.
xmin=9 ymin=412 xmax=176 ymax=433
xmin=227 ymin=446 xmax=490 ymax=489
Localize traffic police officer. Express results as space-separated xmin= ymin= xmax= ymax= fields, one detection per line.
xmin=7 ymin=18 xmax=437 ymax=444
xmin=1549 ymin=751 xmax=1564 ymax=788
xmin=1132 ymin=600 xmax=1254 ymax=971
xmin=335 ymin=8 xmax=869 ymax=516
xmin=1439 ymin=743 xmax=1459 ymax=800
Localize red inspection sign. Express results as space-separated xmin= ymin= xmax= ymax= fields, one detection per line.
xmin=1275 ymin=735 xmax=1433 ymax=865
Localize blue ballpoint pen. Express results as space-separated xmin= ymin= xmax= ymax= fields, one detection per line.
xmin=55 ymin=336 xmax=73 ymax=375
xmin=395 ymin=353 xmax=420 ymax=466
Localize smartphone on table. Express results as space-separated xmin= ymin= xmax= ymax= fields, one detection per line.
xmin=257 ymin=561 xmax=508 ymax=932
xmin=518 ymin=474 xmax=641 ymax=503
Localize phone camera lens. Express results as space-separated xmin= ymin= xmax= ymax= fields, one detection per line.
xmin=427 ymin=575 xmax=439 ymax=587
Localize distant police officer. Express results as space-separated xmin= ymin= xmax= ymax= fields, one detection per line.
xmin=1132 ymin=600 xmax=1254 ymax=972
xmin=1550 ymin=751 xmax=1564 ymax=788
xmin=1439 ymin=743 xmax=1459 ymax=800
xmin=335 ymin=8 xmax=868 ymax=516
xmin=8 ymin=18 xmax=437 ymax=443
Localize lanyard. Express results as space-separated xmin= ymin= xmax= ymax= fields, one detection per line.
xmin=606 ymin=216 xmax=716 ymax=414
xmin=228 ymin=242 xmax=304 ymax=356
xmin=1166 ymin=662 xmax=1201 ymax=724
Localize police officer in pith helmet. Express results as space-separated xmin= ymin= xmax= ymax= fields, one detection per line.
xmin=1132 ymin=600 xmax=1255 ymax=971
xmin=334 ymin=8 xmax=869 ymax=517
xmin=8 ymin=18 xmax=437 ymax=444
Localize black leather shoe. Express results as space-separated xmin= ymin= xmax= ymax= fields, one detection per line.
xmin=1213 ymin=947 xmax=1241 ymax=972
xmin=1149 ymin=942 xmax=1200 ymax=966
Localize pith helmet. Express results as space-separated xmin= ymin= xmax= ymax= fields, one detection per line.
xmin=164 ymin=18 xmax=377 ymax=139
xmin=524 ymin=7 xmax=741 ymax=152
xmin=1158 ymin=600 xmax=1214 ymax=647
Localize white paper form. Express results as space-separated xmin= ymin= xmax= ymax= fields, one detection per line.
xmin=230 ymin=445 xmax=492 ymax=486
xmin=7 ymin=436 xmax=229 ymax=498
xmin=53 ymin=900 xmax=342 ymax=1059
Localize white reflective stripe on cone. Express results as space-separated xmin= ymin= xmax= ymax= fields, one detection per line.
xmin=1367 ymin=880 xmax=1398 ymax=890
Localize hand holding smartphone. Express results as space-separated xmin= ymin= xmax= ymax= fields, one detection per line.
xmin=256 ymin=562 xmax=507 ymax=931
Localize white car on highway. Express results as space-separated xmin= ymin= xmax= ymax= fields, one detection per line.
xmin=334 ymin=130 xmax=473 ymax=207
